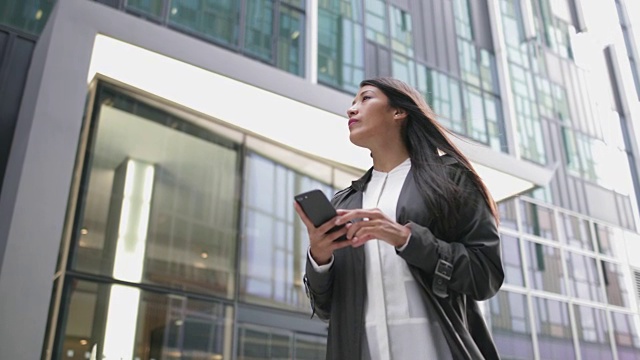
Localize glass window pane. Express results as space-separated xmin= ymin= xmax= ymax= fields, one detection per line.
xmin=574 ymin=305 xmax=614 ymax=360
xmin=488 ymin=291 xmax=535 ymax=359
xmin=391 ymin=53 xmax=415 ymax=87
xmin=595 ymin=223 xmax=625 ymax=258
xmin=501 ymin=235 xmax=524 ymax=286
xmin=73 ymin=86 xmax=240 ymax=298
xmin=0 ymin=0 xmax=54 ymax=35
xmin=498 ymin=200 xmax=517 ymax=230
xmin=364 ymin=0 xmax=388 ymax=45
xmin=244 ymin=0 xmax=274 ymax=61
xmin=524 ymin=240 xmax=567 ymax=295
xmin=57 ymin=280 xmax=233 ymax=360
xmin=239 ymin=153 xmax=333 ymax=311
xmin=532 ymin=297 xmax=575 ymax=360
xmin=126 ymin=0 xmax=164 ymax=18
xmin=317 ymin=5 xmax=364 ymax=93
xmin=169 ymin=0 xmax=240 ymax=47
xmin=611 ymin=312 xmax=640 ymax=359
xmin=389 ymin=5 xmax=413 ymax=56
xmin=462 ymin=84 xmax=488 ymax=143
xmin=458 ymin=39 xmax=481 ymax=87
xmin=567 ymin=252 xmax=604 ymax=301
xmin=602 ymin=261 xmax=630 ymax=308
xmin=520 ymin=201 xmax=557 ymax=240
xmin=277 ymin=6 xmax=305 ymax=76
xmin=561 ymin=213 xmax=594 ymax=250
xmin=295 ymin=333 xmax=327 ymax=359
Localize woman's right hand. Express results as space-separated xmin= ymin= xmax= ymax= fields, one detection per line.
xmin=294 ymin=202 xmax=351 ymax=265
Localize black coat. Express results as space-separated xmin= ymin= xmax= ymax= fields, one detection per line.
xmin=304 ymin=155 xmax=504 ymax=359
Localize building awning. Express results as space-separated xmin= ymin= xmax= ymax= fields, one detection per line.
xmin=88 ymin=34 xmax=554 ymax=202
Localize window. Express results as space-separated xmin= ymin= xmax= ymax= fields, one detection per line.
xmin=239 ymin=152 xmax=334 ymax=311
xmin=566 ymin=252 xmax=604 ymax=303
xmin=561 ymin=213 xmax=594 ymax=251
xmin=602 ymin=261 xmax=630 ymax=308
xmin=524 ymin=240 xmax=566 ymax=295
xmin=364 ymin=0 xmax=388 ymax=46
xmin=168 ymin=0 xmax=239 ymax=46
xmin=501 ymin=235 xmax=524 ymax=286
xmin=55 ymin=280 xmax=233 ymax=360
xmin=489 ymin=291 xmax=535 ymax=359
xmin=71 ymin=84 xmax=240 ymax=298
xmin=0 ymin=0 xmax=55 ymax=35
xmin=532 ymin=297 xmax=575 ymax=360
xmin=389 ymin=6 xmax=412 ymax=56
xmin=611 ymin=312 xmax=640 ymax=358
xmin=237 ymin=324 xmax=326 ymax=359
xmin=574 ymin=305 xmax=614 ymax=360
xmin=317 ymin=0 xmax=364 ymax=92
xmin=244 ymin=0 xmax=275 ymax=61
xmin=520 ymin=201 xmax=557 ymax=240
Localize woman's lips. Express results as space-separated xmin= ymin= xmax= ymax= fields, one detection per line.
xmin=348 ymin=118 xmax=359 ymax=127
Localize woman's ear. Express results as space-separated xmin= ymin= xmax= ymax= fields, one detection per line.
xmin=393 ymin=108 xmax=408 ymax=121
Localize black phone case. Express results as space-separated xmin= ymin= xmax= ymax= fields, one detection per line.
xmin=295 ymin=189 xmax=346 ymax=241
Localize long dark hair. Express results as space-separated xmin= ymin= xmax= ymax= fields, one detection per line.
xmin=360 ymin=77 xmax=499 ymax=226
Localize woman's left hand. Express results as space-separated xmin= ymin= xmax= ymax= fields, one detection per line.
xmin=335 ymin=208 xmax=411 ymax=248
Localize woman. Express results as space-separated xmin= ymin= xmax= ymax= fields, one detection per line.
xmin=295 ymin=77 xmax=504 ymax=359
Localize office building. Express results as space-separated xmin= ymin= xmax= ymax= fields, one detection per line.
xmin=1 ymin=0 xmax=640 ymax=359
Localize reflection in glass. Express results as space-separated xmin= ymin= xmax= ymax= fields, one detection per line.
xmin=489 ymin=291 xmax=534 ymax=359
xmin=74 ymin=87 xmax=239 ymax=298
xmin=497 ymin=200 xmax=517 ymax=230
xmin=391 ymin=54 xmax=415 ymax=87
xmin=277 ymin=6 xmax=305 ymax=76
xmin=611 ymin=312 xmax=640 ymax=359
xmin=602 ymin=261 xmax=630 ymax=308
xmin=520 ymin=201 xmax=557 ymax=240
xmin=595 ymin=223 xmax=625 ymax=258
xmin=574 ymin=304 xmax=614 ymax=360
xmin=501 ymin=235 xmax=524 ymax=286
xmin=240 ymin=153 xmax=333 ymax=311
xmin=566 ymin=252 xmax=604 ymax=303
xmin=389 ymin=5 xmax=413 ymax=56
xmin=244 ymin=0 xmax=274 ymax=61
xmin=364 ymin=0 xmax=388 ymax=45
xmin=524 ymin=240 xmax=566 ymax=295
xmin=0 ymin=0 xmax=54 ymax=35
xmin=317 ymin=1 xmax=364 ymax=93
xmin=126 ymin=0 xmax=164 ymax=18
xmin=532 ymin=297 xmax=575 ymax=359
xmin=237 ymin=324 xmax=326 ymax=359
xmin=168 ymin=0 xmax=239 ymax=46
xmin=561 ymin=213 xmax=594 ymax=250
xmin=57 ymin=280 xmax=233 ymax=360
xmin=462 ymin=84 xmax=487 ymax=143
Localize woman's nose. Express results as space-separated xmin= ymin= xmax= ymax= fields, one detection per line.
xmin=347 ymin=106 xmax=357 ymax=118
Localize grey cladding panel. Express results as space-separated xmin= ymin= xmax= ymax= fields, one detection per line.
xmin=442 ymin=0 xmax=459 ymax=75
xmin=421 ymin=0 xmax=438 ymax=66
xmin=0 ymin=33 xmax=36 ymax=192
xmin=432 ymin=0 xmax=448 ymax=70
xmin=365 ymin=41 xmax=378 ymax=79
xmin=378 ymin=46 xmax=391 ymax=77
xmin=469 ymin=0 xmax=493 ymax=51
xmin=410 ymin=0 xmax=427 ymax=63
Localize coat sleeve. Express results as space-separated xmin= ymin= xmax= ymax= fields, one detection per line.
xmin=397 ymin=166 xmax=504 ymax=301
xmin=303 ymin=256 xmax=333 ymax=320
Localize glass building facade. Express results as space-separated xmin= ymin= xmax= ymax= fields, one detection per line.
xmin=1 ymin=0 xmax=640 ymax=359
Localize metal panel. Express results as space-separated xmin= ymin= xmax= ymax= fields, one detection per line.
xmin=422 ymin=0 xmax=438 ymax=66
xmin=469 ymin=0 xmax=493 ymax=51
xmin=432 ymin=0 xmax=448 ymax=71
xmin=377 ymin=46 xmax=391 ymax=76
xmin=365 ymin=40 xmax=378 ymax=79
xmin=409 ymin=0 xmax=427 ymax=63
xmin=442 ymin=0 xmax=459 ymax=75
xmin=0 ymin=32 xmax=35 ymax=198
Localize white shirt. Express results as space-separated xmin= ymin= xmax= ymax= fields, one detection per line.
xmin=310 ymin=159 xmax=451 ymax=359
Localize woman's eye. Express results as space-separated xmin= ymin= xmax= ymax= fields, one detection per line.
xmin=362 ymin=96 xmax=371 ymax=101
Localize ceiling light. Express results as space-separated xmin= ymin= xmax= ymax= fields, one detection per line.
xmin=81 ymin=228 xmax=89 ymax=235
xmin=291 ymin=31 xmax=300 ymax=40
xmin=80 ymin=339 xmax=88 ymax=345
xmin=200 ymin=251 xmax=209 ymax=259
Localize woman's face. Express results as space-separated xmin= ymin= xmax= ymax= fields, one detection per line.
xmin=346 ymin=85 xmax=400 ymax=149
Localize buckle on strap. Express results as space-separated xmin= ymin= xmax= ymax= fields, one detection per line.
xmin=432 ymin=258 xmax=453 ymax=298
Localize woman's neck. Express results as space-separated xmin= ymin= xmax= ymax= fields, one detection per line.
xmin=370 ymin=147 xmax=410 ymax=172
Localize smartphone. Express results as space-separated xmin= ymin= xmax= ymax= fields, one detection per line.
xmin=294 ymin=189 xmax=347 ymax=241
